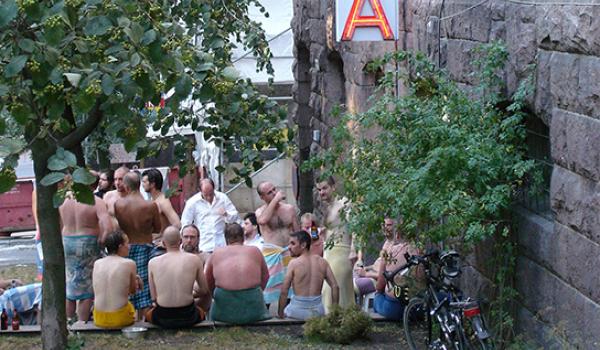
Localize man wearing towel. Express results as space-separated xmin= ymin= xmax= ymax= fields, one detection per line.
xmin=278 ymin=230 xmax=339 ymax=320
xmin=255 ymin=181 xmax=300 ymax=306
xmin=205 ymin=223 xmax=271 ymax=324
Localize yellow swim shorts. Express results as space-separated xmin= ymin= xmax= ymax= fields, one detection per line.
xmin=93 ymin=302 xmax=135 ymax=329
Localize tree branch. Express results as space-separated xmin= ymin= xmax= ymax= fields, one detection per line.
xmin=59 ymin=101 xmax=103 ymax=150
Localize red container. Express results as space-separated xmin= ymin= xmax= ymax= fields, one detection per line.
xmin=0 ymin=180 xmax=35 ymax=235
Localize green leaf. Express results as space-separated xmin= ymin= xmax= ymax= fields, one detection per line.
xmin=0 ymin=167 xmax=16 ymax=193
xmin=64 ymin=150 xmax=77 ymax=167
xmin=117 ymin=16 xmax=130 ymax=28
xmin=101 ymin=74 xmax=114 ymax=95
xmin=4 ymin=55 xmax=28 ymax=78
xmin=52 ymin=191 xmax=65 ymax=208
xmin=74 ymin=40 xmax=89 ymax=53
xmin=84 ymin=16 xmax=112 ymax=36
xmin=141 ymin=29 xmax=156 ymax=45
xmin=198 ymin=84 xmax=214 ymax=102
xmin=174 ymin=75 xmax=192 ymax=99
xmin=0 ymin=137 xmax=24 ymax=157
xmin=73 ymin=167 xmax=96 ymax=185
xmin=73 ymin=183 xmax=94 ymax=205
xmin=125 ymin=22 xmax=144 ymax=44
xmin=40 ymin=172 xmax=65 ymax=186
xmin=0 ymin=118 xmax=5 ymax=134
xmin=18 ymin=39 xmax=35 ymax=53
xmin=131 ymin=52 xmax=141 ymax=67
xmin=48 ymin=154 xmax=68 ymax=171
xmin=45 ymin=26 xmax=65 ymax=46
xmin=0 ymin=84 xmax=8 ymax=97
xmin=0 ymin=0 xmax=17 ymax=28
xmin=222 ymin=66 xmax=239 ymax=82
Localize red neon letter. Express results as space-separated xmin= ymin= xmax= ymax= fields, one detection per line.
xmin=342 ymin=0 xmax=394 ymax=41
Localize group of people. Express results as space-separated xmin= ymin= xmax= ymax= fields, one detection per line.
xmin=52 ymin=164 xmax=418 ymax=329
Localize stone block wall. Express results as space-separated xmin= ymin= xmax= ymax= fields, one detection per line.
xmin=291 ymin=0 xmax=600 ymax=346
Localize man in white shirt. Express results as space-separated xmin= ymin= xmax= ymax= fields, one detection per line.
xmin=180 ymin=178 xmax=240 ymax=253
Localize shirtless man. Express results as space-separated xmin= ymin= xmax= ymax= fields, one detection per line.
xmin=114 ymin=172 xmax=161 ymax=318
xmin=278 ymin=230 xmax=338 ymax=319
xmin=59 ymin=182 xmax=112 ymax=322
xmin=92 ymin=231 xmax=141 ymax=328
xmin=316 ymin=177 xmax=356 ymax=312
xmin=146 ymin=226 xmax=211 ymax=328
xmin=103 ymin=166 xmax=129 ymax=228
xmin=205 ymin=223 xmax=270 ymax=324
xmin=142 ymin=168 xmax=181 ymax=234
xmin=255 ymin=181 xmax=299 ymax=305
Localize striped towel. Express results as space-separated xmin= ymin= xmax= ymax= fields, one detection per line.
xmin=262 ymin=243 xmax=292 ymax=304
xmin=0 ymin=283 xmax=42 ymax=319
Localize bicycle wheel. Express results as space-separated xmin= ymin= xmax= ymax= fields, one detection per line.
xmin=464 ymin=315 xmax=494 ymax=350
xmin=404 ymin=297 xmax=431 ymax=350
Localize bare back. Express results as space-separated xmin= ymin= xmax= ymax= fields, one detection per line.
xmin=154 ymin=194 xmax=181 ymax=233
xmin=148 ymin=252 xmax=205 ymax=307
xmin=59 ymin=197 xmax=106 ymax=237
xmin=207 ymin=245 xmax=268 ymax=291
xmin=256 ymin=203 xmax=298 ymax=247
xmin=286 ymin=254 xmax=336 ymax=297
xmin=114 ymin=196 xmax=161 ymax=244
xmin=93 ymin=256 xmax=136 ymax=311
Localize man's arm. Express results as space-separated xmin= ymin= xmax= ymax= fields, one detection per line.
xmin=95 ymin=197 xmax=113 ymax=246
xmin=258 ymin=250 xmax=270 ymax=290
xmin=194 ymin=256 xmax=212 ymax=312
xmin=180 ymin=198 xmax=195 ymax=227
xmin=128 ymin=261 xmax=138 ymax=295
xmin=257 ymin=191 xmax=284 ymax=226
xmin=323 ymin=261 xmax=339 ymax=305
xmin=204 ymin=255 xmax=215 ymax=293
xmin=290 ymin=206 xmax=300 ymax=231
xmin=148 ymin=261 xmax=157 ymax=302
xmin=375 ymin=257 xmax=387 ymax=293
xmin=160 ymin=198 xmax=181 ymax=229
xmin=221 ymin=194 xmax=240 ymax=224
xmin=278 ymin=264 xmax=294 ymax=318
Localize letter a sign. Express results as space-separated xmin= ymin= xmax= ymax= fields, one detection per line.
xmin=336 ymin=0 xmax=398 ymax=41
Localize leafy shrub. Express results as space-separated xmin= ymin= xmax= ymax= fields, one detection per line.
xmin=303 ymin=305 xmax=373 ymax=344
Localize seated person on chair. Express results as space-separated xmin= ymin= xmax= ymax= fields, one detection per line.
xmin=205 ymin=223 xmax=271 ymax=324
xmin=373 ymin=224 xmax=420 ymax=321
xmin=354 ymin=217 xmax=399 ymax=299
xmin=92 ymin=230 xmax=140 ymax=329
xmin=278 ymin=230 xmax=339 ymax=320
xmin=145 ymin=226 xmax=211 ymax=328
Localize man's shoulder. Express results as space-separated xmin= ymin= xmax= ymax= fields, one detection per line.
xmin=104 ymin=190 xmax=118 ymax=201
xmin=184 ymin=193 xmax=203 ymax=206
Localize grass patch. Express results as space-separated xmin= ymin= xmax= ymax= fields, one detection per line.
xmin=0 ymin=264 xmax=37 ymax=284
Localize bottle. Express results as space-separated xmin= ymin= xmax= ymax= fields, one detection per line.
xmin=0 ymin=309 xmax=7 ymax=330
xmin=310 ymin=222 xmax=319 ymax=240
xmin=11 ymin=309 xmax=19 ymax=330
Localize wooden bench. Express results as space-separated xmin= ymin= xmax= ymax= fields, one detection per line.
xmin=0 ymin=312 xmax=387 ymax=334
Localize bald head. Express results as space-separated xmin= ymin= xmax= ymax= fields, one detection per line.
xmin=200 ymin=178 xmax=215 ymax=204
xmin=162 ymin=226 xmax=181 ymax=249
xmin=123 ymin=172 xmax=140 ymax=193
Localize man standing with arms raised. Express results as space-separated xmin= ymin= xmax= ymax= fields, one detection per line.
xmin=255 ymin=181 xmax=300 ymax=306
xmin=114 ymin=172 xmax=162 ymax=319
xmin=142 ymin=168 xmax=181 ymax=232
xmin=59 ymin=181 xmax=112 ymax=322
xmin=103 ymin=166 xmax=129 ymax=228
xmin=181 ymin=178 xmax=240 ymax=254
xmin=146 ymin=226 xmax=211 ymax=328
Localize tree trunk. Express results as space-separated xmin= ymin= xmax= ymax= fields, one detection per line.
xmin=32 ymin=146 xmax=68 ymax=350
xmin=297 ymin=147 xmax=314 ymax=214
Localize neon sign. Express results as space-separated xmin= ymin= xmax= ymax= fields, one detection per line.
xmin=336 ymin=0 xmax=398 ymax=41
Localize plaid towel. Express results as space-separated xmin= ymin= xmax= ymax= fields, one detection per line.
xmin=0 ymin=283 xmax=42 ymax=320
xmin=128 ymin=244 xmax=153 ymax=310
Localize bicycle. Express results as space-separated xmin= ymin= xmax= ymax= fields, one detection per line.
xmin=383 ymin=250 xmax=493 ymax=350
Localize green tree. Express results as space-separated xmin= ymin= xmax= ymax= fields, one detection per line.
xmin=0 ymin=0 xmax=287 ymax=348
xmin=306 ymin=44 xmax=538 ymax=250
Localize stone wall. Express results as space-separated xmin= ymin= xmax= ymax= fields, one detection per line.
xmin=291 ymin=0 xmax=600 ymax=347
